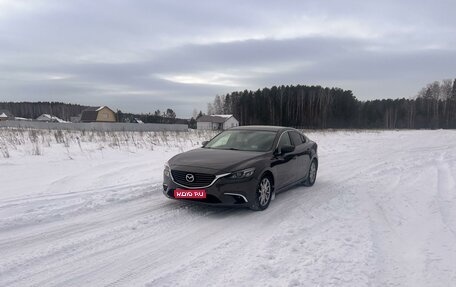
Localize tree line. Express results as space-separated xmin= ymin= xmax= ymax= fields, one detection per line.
xmin=0 ymin=102 xmax=187 ymax=124
xmin=207 ymin=79 xmax=456 ymax=129
xmin=0 ymin=102 xmax=89 ymax=121
xmin=117 ymin=109 xmax=188 ymax=124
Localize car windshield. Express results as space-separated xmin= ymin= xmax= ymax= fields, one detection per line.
xmin=204 ymin=130 xmax=276 ymax=152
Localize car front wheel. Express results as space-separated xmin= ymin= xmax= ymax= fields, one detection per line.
xmin=250 ymin=176 xmax=272 ymax=211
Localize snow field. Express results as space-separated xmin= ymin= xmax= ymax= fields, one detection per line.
xmin=0 ymin=129 xmax=455 ymax=286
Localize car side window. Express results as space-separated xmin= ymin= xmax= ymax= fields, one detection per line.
xmin=289 ymin=131 xmax=304 ymax=146
xmin=278 ymin=132 xmax=292 ymax=151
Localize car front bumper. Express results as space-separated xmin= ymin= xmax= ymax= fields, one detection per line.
xmin=162 ymin=173 xmax=259 ymax=207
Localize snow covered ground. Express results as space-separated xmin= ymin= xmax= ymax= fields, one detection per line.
xmin=0 ymin=129 xmax=455 ymax=286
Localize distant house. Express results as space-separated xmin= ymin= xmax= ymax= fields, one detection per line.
xmin=0 ymin=113 xmax=8 ymax=121
xmin=0 ymin=109 xmax=14 ymax=121
xmin=80 ymin=106 xmax=117 ymax=123
xmin=36 ymin=114 xmax=67 ymax=123
xmin=196 ymin=114 xmax=239 ymax=130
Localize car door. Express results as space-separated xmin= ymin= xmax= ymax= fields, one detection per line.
xmin=289 ymin=131 xmax=310 ymax=181
xmin=272 ymin=131 xmax=298 ymax=189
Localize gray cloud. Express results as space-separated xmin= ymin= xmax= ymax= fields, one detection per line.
xmin=0 ymin=0 xmax=455 ymax=117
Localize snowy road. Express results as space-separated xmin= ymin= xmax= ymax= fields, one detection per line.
xmin=1 ymin=130 xmax=456 ymax=286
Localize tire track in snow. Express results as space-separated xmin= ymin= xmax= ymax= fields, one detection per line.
xmin=3 ymin=167 xmax=349 ymax=287
xmin=364 ymin=142 xmax=456 ymax=287
xmin=136 ymin=158 xmax=383 ymax=287
xmin=436 ymin=153 xmax=456 ymax=238
xmin=2 ymin=130 xmax=456 ymax=287
xmin=0 ymin=180 xmax=154 ymax=231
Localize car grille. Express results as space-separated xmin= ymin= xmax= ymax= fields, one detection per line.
xmin=171 ymin=170 xmax=216 ymax=187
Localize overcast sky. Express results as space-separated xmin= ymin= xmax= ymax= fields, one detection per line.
xmin=0 ymin=0 xmax=455 ymax=117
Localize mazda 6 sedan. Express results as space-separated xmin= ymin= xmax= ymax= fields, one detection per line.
xmin=162 ymin=126 xmax=318 ymax=211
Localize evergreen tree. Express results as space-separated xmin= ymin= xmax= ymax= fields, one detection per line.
xmin=452 ymin=79 xmax=456 ymax=100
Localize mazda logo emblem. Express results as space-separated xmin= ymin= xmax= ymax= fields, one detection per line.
xmin=185 ymin=174 xmax=195 ymax=182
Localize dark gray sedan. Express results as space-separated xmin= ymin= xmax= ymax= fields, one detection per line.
xmin=162 ymin=126 xmax=318 ymax=211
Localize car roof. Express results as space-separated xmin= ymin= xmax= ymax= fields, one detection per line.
xmin=230 ymin=125 xmax=293 ymax=132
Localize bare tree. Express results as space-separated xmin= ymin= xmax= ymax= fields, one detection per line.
xmin=440 ymin=79 xmax=453 ymax=100
xmin=451 ymin=79 xmax=456 ymax=100
xmin=417 ymin=87 xmax=428 ymax=99
xmin=213 ymin=95 xmax=223 ymax=114
xmin=417 ymin=81 xmax=442 ymax=100
xmin=207 ymin=103 xmax=214 ymax=115
xmin=430 ymin=81 xmax=441 ymax=100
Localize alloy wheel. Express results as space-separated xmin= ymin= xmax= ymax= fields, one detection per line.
xmin=258 ymin=177 xmax=271 ymax=206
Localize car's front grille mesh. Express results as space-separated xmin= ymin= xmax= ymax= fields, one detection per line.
xmin=171 ymin=170 xmax=216 ymax=187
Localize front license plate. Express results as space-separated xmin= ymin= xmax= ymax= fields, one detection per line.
xmin=174 ymin=189 xmax=206 ymax=199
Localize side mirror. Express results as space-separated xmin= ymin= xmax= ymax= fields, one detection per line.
xmin=202 ymin=141 xmax=209 ymax=147
xmin=280 ymin=144 xmax=295 ymax=154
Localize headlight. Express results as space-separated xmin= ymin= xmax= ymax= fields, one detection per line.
xmin=228 ymin=167 xmax=255 ymax=179
xmin=164 ymin=161 xmax=170 ymax=177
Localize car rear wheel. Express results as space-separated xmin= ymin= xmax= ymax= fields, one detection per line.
xmin=250 ymin=176 xmax=272 ymax=211
xmin=304 ymin=159 xmax=318 ymax=186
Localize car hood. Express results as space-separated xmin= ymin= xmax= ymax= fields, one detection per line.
xmin=169 ymin=148 xmax=265 ymax=172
